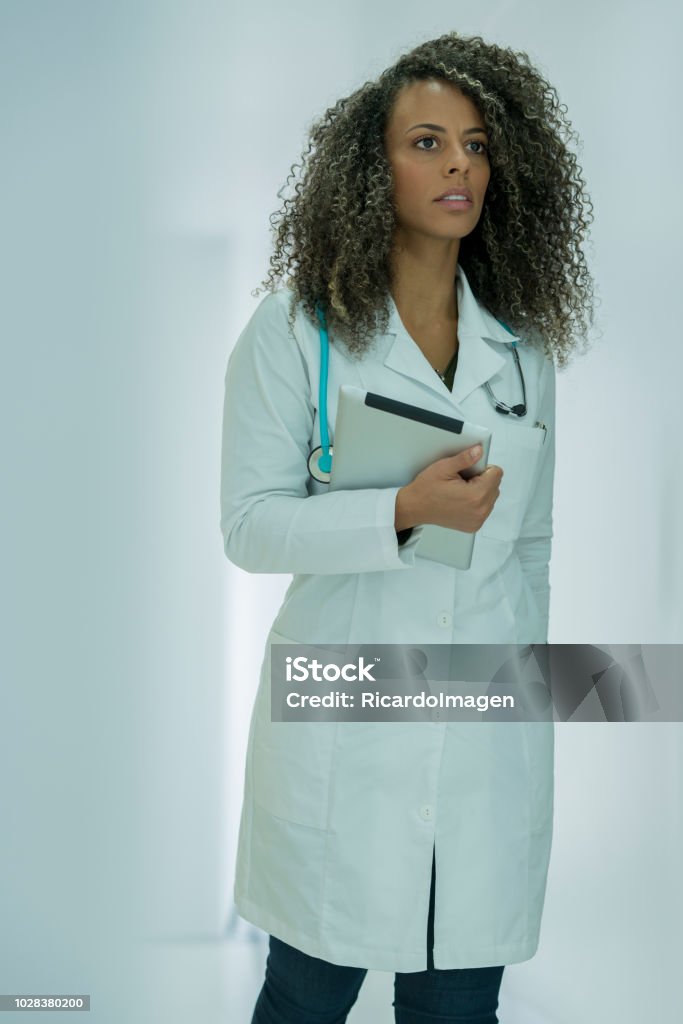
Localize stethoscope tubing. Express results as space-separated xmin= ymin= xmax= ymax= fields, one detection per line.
xmin=314 ymin=305 xmax=333 ymax=475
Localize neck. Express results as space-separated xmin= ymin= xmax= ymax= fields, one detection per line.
xmin=389 ymin=233 xmax=460 ymax=326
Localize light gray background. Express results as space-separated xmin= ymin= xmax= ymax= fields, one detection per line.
xmin=1 ymin=1 xmax=681 ymax=1022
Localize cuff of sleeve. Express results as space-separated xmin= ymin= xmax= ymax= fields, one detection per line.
xmin=376 ymin=488 xmax=425 ymax=568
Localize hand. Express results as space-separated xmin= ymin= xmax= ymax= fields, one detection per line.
xmin=395 ymin=445 xmax=503 ymax=533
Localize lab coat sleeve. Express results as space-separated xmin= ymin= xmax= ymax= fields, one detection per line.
xmin=220 ymin=292 xmax=424 ymax=574
xmin=515 ymin=354 xmax=556 ymax=642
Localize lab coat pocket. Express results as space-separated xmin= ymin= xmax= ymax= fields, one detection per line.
xmin=479 ymin=425 xmax=545 ymax=542
xmin=252 ymin=629 xmax=338 ymax=830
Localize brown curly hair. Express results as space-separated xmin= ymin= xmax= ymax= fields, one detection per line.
xmin=253 ymin=31 xmax=596 ymax=368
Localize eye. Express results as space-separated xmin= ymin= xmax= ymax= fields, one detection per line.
xmin=413 ymin=135 xmax=489 ymax=155
xmin=414 ymin=134 xmax=439 ymax=151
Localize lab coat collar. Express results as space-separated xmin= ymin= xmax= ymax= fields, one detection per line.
xmin=384 ymin=263 xmax=516 ymax=408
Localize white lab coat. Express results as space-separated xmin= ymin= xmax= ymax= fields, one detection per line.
xmin=220 ymin=263 xmax=556 ymax=972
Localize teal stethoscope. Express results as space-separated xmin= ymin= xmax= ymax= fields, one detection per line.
xmin=307 ymin=303 xmax=528 ymax=483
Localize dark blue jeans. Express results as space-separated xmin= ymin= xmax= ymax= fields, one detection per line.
xmin=251 ymin=847 xmax=505 ymax=1023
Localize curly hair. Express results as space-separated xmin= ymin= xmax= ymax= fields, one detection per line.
xmin=253 ymin=31 xmax=596 ymax=368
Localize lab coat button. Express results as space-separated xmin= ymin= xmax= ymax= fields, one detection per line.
xmin=419 ymin=804 xmax=434 ymax=822
xmin=436 ymin=611 xmax=452 ymax=628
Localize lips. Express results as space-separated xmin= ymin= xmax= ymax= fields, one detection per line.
xmin=434 ymin=187 xmax=473 ymax=202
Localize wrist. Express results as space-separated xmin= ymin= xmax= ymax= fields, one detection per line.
xmin=395 ymin=485 xmax=420 ymax=532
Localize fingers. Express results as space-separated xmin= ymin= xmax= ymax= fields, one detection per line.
xmin=442 ymin=445 xmax=483 ymax=475
xmin=463 ymin=461 xmax=502 ymax=480
xmin=481 ymin=463 xmax=504 ymax=483
xmin=469 ymin=465 xmax=502 ymax=523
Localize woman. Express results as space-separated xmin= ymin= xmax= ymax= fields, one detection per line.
xmin=221 ymin=31 xmax=594 ymax=1024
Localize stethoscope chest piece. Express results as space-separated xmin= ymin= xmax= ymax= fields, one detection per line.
xmin=308 ymin=445 xmax=334 ymax=483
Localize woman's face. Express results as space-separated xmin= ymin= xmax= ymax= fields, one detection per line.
xmin=384 ymin=78 xmax=491 ymax=246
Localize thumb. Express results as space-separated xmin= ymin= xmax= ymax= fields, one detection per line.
xmin=445 ymin=444 xmax=483 ymax=474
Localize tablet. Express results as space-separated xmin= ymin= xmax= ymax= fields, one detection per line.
xmin=328 ymin=385 xmax=492 ymax=569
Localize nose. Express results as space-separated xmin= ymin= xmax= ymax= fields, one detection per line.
xmin=444 ymin=143 xmax=471 ymax=176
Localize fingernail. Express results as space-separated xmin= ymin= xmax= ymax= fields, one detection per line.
xmin=470 ymin=445 xmax=482 ymax=458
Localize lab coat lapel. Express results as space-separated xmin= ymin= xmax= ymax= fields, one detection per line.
xmin=448 ymin=329 xmax=507 ymax=409
xmin=382 ymin=265 xmax=512 ymax=411
xmin=383 ymin=305 xmax=450 ymax=403
xmin=451 ymin=264 xmax=517 ymax=407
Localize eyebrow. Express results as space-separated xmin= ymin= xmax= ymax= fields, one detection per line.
xmin=404 ymin=123 xmax=488 ymax=136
